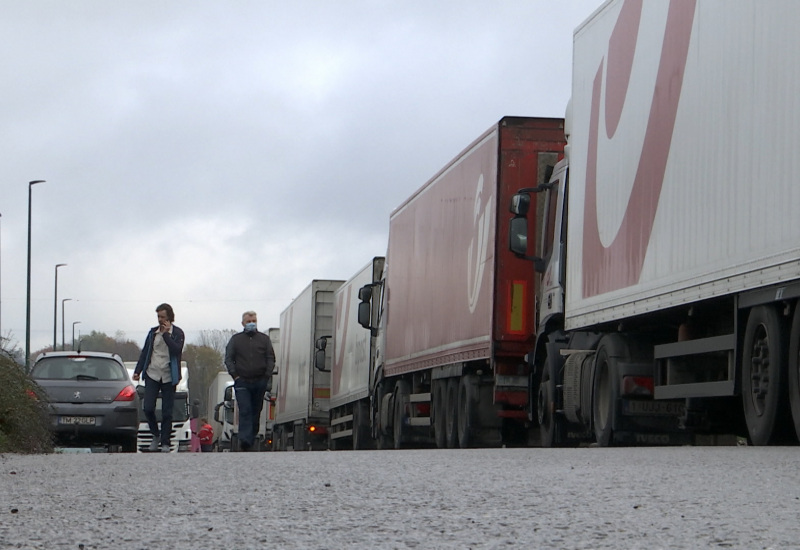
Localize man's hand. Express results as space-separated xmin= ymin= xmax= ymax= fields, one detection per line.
xmin=132 ymin=373 xmax=140 ymax=381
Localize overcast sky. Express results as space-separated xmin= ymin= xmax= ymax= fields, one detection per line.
xmin=1 ymin=1 xmax=600 ymax=355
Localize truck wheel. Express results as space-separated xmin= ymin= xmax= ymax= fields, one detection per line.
xmin=788 ymin=305 xmax=800 ymax=441
xmin=294 ymin=423 xmax=307 ymax=451
xmin=278 ymin=426 xmax=288 ymax=451
xmin=393 ymin=380 xmax=410 ymax=449
xmin=592 ymin=336 xmax=621 ymax=447
xmin=445 ymin=378 xmax=459 ymax=448
xmin=353 ymin=400 xmax=371 ymax=450
xmin=433 ymin=381 xmax=447 ymax=448
xmin=457 ymin=375 xmax=479 ymax=448
xmin=376 ymin=384 xmax=393 ymax=450
xmin=536 ymin=360 xmax=559 ymax=447
xmin=742 ymin=305 xmax=791 ymax=445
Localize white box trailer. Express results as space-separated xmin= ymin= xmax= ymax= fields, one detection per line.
xmin=274 ymin=279 xmax=344 ymax=450
xmin=565 ymin=0 xmax=800 ymax=330
xmin=508 ymin=0 xmax=800 ymax=447
xmin=328 ymin=257 xmax=385 ymax=450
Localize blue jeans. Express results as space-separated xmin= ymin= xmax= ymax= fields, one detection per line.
xmin=143 ymin=375 xmax=175 ymax=447
xmin=234 ymin=377 xmax=268 ymax=448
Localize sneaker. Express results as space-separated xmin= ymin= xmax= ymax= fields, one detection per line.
xmin=160 ymin=444 xmax=171 ymax=453
xmin=148 ymin=440 xmax=159 ymax=452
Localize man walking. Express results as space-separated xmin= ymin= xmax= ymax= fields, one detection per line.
xmin=224 ymin=310 xmax=275 ymax=451
xmin=133 ymin=303 xmax=185 ymax=453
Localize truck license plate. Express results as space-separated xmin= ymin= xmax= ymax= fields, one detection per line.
xmin=59 ymin=416 xmax=96 ymax=425
xmin=622 ymin=400 xmax=684 ymax=416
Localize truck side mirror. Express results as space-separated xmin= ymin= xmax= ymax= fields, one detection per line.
xmin=357 ymin=300 xmax=372 ymax=330
xmin=509 ymin=217 xmax=528 ymax=256
xmin=509 ymin=213 xmax=546 ymax=273
xmin=314 ymin=336 xmax=331 ymax=371
xmin=358 ymin=286 xmax=372 ymax=301
xmin=510 ymin=193 xmax=530 ymax=215
xmin=223 ymin=385 xmax=234 ymax=406
xmin=314 ymin=348 xmax=328 ymax=372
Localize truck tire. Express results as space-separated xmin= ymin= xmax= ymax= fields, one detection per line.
xmin=742 ymin=305 xmax=791 ymax=445
xmin=278 ymin=425 xmax=288 ymax=451
xmin=393 ymin=380 xmax=410 ymax=449
xmin=445 ymin=378 xmax=459 ymax=449
xmin=433 ymin=380 xmax=447 ymax=449
xmin=294 ymin=423 xmax=307 ymax=451
xmin=538 ymin=352 xmax=567 ymax=447
xmin=788 ymin=305 xmax=800 ymax=441
xmin=353 ymin=400 xmax=371 ymax=450
xmin=592 ymin=335 xmax=622 ymax=447
xmin=457 ymin=374 xmax=479 ymax=448
xmin=376 ymin=383 xmax=393 ymax=450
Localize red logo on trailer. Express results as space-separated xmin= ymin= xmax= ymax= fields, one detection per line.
xmin=582 ymin=0 xmax=696 ymax=297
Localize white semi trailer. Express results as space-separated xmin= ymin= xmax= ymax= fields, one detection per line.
xmin=508 ymin=0 xmax=800 ymax=446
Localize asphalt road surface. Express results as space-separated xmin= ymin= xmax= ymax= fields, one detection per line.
xmin=1 ymin=446 xmax=799 ymax=549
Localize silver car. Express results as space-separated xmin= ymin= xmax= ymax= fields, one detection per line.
xmin=31 ymin=351 xmax=140 ymax=452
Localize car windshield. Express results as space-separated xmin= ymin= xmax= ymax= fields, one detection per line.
xmin=32 ymin=357 xmax=127 ymax=381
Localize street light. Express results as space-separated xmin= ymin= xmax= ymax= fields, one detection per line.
xmin=0 ymin=211 xmax=3 ymax=340
xmin=72 ymin=321 xmax=81 ymax=351
xmin=53 ymin=263 xmax=67 ymax=350
xmin=61 ymin=298 xmax=72 ymax=351
xmin=26 ymin=179 xmax=46 ymax=371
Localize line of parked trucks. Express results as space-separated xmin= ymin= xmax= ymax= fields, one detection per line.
xmin=211 ymin=0 xmax=800 ymax=450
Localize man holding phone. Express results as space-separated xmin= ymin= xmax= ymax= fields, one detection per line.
xmin=133 ymin=303 xmax=185 ymax=453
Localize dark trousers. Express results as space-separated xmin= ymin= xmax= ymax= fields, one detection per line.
xmin=143 ymin=375 xmax=175 ymax=447
xmin=234 ymin=377 xmax=267 ymax=448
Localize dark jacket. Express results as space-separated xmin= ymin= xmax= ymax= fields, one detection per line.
xmin=134 ymin=325 xmax=185 ymax=385
xmin=225 ymin=330 xmax=275 ymax=390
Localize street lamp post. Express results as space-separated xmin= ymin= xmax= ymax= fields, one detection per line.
xmin=61 ymin=298 xmax=72 ymax=351
xmin=53 ymin=263 xmax=67 ymax=350
xmin=0 ymin=212 xmax=3 ymax=340
xmin=72 ymin=321 xmax=81 ymax=351
xmin=25 ymin=180 xmax=46 ymax=371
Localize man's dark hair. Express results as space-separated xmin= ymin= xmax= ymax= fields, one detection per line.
xmin=156 ymin=303 xmax=175 ymax=322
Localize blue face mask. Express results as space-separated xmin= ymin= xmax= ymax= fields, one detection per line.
xmin=244 ymin=322 xmax=257 ymax=333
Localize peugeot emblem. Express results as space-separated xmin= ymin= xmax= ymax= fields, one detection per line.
xmin=73 ymin=391 xmax=81 ymax=400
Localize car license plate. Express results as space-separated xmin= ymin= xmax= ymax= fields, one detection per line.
xmin=59 ymin=416 xmax=96 ymax=425
xmin=622 ymin=400 xmax=684 ymax=416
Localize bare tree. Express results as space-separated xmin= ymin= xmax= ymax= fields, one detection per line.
xmin=197 ymin=329 xmax=237 ymax=357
